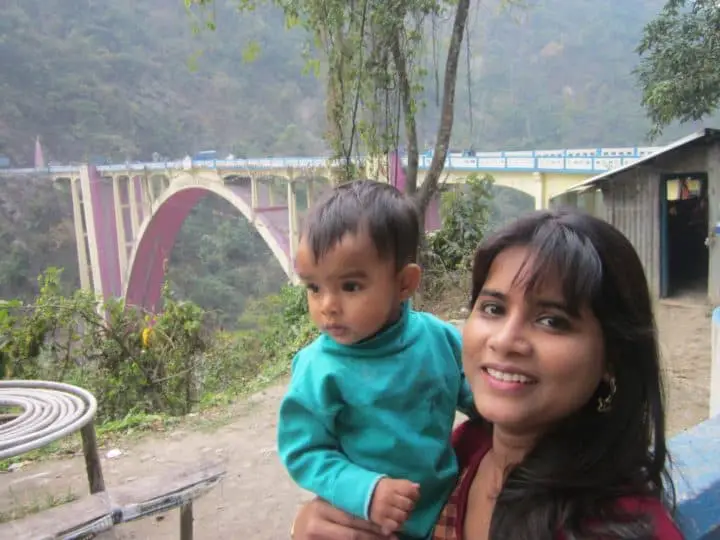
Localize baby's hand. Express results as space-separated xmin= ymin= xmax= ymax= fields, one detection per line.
xmin=369 ymin=477 xmax=421 ymax=535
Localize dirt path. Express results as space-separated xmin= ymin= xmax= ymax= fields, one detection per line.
xmin=0 ymin=302 xmax=712 ymax=539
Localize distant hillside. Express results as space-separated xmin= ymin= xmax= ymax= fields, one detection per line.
xmin=0 ymin=0 xmax=326 ymax=165
xmin=0 ymin=0 xmax=708 ymax=319
xmin=0 ymin=0 xmax=698 ymax=167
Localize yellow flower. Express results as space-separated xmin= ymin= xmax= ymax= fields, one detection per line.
xmin=141 ymin=327 xmax=153 ymax=348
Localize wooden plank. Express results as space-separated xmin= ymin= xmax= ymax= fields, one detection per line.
xmin=0 ymin=492 xmax=112 ymax=540
xmin=180 ymin=503 xmax=194 ymax=540
xmin=0 ymin=461 xmax=226 ymax=539
xmin=80 ymin=422 xmax=105 ymax=494
xmin=110 ymin=461 xmax=226 ymax=523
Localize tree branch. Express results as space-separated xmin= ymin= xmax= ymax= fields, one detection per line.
xmin=416 ymin=0 xmax=470 ymax=212
xmin=390 ymin=29 xmax=419 ymax=195
xmin=347 ymin=0 xmax=370 ymax=172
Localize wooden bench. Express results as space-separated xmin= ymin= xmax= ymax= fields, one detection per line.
xmin=0 ymin=461 xmax=226 ymax=540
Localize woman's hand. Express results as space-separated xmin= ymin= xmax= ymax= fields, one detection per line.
xmin=292 ymin=498 xmax=397 ymax=540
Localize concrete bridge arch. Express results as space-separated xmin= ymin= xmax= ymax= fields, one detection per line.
xmin=124 ymin=171 xmax=295 ymax=312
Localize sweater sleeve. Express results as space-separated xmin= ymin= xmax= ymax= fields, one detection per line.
xmin=445 ymin=323 xmax=478 ymax=418
xmin=277 ymin=351 xmax=385 ymax=520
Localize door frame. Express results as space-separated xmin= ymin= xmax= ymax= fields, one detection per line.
xmin=659 ymin=172 xmax=709 ymax=298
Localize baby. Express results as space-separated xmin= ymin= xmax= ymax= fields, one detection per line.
xmin=277 ymin=180 xmax=476 ymax=539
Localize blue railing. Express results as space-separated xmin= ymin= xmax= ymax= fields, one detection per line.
xmin=672 ymin=306 xmax=720 ymax=539
xmin=0 ymin=144 xmax=666 ymax=176
xmin=670 ymin=413 xmax=720 ymax=539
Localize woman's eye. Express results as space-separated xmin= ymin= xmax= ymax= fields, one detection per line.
xmin=537 ymin=315 xmax=570 ymax=330
xmin=306 ymin=283 xmax=319 ymax=294
xmin=479 ymin=302 xmax=503 ymax=316
xmin=342 ymin=282 xmax=361 ymax=292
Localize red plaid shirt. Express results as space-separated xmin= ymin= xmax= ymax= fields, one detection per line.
xmin=431 ymin=420 xmax=682 ymax=540
xmin=431 ymin=420 xmax=491 ymax=540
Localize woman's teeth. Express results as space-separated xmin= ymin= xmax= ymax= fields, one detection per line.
xmin=486 ymin=367 xmax=535 ymax=384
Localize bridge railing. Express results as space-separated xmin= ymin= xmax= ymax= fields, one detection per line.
xmin=0 ymin=144 xmax=668 ymax=177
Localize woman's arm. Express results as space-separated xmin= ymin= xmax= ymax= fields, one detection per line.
xmin=291 ymin=498 xmax=397 ymax=540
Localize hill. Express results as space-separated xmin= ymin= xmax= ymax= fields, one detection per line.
xmin=0 ymin=0 xmax=700 ymax=322
xmin=1 ymin=0 xmax=689 ymax=166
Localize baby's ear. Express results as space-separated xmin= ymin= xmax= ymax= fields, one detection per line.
xmin=398 ymin=263 xmax=422 ymax=300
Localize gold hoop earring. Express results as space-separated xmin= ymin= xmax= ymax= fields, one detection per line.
xmin=597 ymin=376 xmax=616 ymax=413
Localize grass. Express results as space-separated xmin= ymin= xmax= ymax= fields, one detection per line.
xmin=0 ymin=350 xmax=293 ymax=473
xmin=0 ymin=282 xmax=466 ymax=472
xmin=0 ymin=488 xmax=78 ymax=524
xmin=0 ymin=282 xmax=466 ymax=526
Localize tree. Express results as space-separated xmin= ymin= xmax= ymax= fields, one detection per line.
xmin=184 ymin=0 xmax=475 ymax=222
xmin=636 ymin=0 xmax=720 ymax=139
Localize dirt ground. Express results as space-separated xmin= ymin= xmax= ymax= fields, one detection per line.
xmin=0 ymin=301 xmax=712 ymax=539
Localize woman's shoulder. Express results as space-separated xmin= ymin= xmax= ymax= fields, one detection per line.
xmin=615 ymin=496 xmax=684 ymax=539
xmin=451 ymin=419 xmax=491 ymax=469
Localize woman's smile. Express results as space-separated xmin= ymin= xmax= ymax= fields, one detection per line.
xmin=463 ymin=245 xmax=605 ymax=433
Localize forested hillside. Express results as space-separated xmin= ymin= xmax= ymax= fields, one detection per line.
xmin=0 ymin=0 xmax=701 ymax=323
xmin=0 ymin=0 xmax=326 ymax=165
xmin=0 ymin=0 xmax=689 ymax=165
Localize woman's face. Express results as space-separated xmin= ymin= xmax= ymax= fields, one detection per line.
xmin=462 ymin=245 xmax=606 ymax=435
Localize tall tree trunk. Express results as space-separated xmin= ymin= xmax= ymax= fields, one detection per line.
xmin=415 ymin=0 xmax=470 ymax=219
xmin=390 ymin=32 xmax=419 ymax=196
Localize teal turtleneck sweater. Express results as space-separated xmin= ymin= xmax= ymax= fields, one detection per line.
xmin=277 ymin=303 xmax=475 ymax=538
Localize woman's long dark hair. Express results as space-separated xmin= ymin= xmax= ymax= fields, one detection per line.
xmin=470 ymin=209 xmax=675 ymax=540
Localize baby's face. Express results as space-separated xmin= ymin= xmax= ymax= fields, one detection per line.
xmin=295 ymin=232 xmax=402 ymax=345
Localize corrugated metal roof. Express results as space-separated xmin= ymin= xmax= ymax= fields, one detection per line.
xmin=563 ymin=128 xmax=720 ymax=194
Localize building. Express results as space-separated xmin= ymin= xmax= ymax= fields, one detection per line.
xmin=551 ymin=128 xmax=720 ymax=303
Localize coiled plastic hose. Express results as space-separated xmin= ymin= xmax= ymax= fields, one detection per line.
xmin=0 ymin=380 xmax=97 ymax=460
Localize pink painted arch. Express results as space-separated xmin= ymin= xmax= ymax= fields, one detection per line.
xmin=124 ymin=180 xmax=293 ymax=313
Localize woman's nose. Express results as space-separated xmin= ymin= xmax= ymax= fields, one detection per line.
xmin=488 ymin=315 xmax=531 ymax=356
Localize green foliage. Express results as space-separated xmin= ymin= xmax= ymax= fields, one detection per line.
xmin=0 ymin=0 xmax=680 ymax=166
xmin=0 ymin=0 xmax=326 ymax=165
xmin=636 ymin=0 xmax=720 ymax=139
xmin=188 ymin=0 xmax=478 ymax=192
xmin=0 ymin=269 xmax=315 ymax=422
xmin=0 ymin=0 xmax=693 ymax=347
xmin=0 ymin=179 xmax=79 ymax=300
xmin=426 ymin=174 xmax=495 ymax=273
xmin=201 ymin=284 xmax=317 ymax=397
xmin=167 ymin=195 xmax=287 ymax=328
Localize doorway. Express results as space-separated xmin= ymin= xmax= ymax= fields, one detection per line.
xmin=660 ymin=172 xmax=709 ymax=298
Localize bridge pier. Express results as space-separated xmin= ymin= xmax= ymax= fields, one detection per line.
xmin=287 ymin=179 xmax=299 ymax=266
xmin=69 ymin=176 xmax=92 ymax=292
xmin=112 ymin=176 xmax=129 ymax=280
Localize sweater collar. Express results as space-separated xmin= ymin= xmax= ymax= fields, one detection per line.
xmin=320 ymin=300 xmax=411 ymax=358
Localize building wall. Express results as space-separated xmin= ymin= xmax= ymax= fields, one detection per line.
xmin=552 ymin=141 xmax=720 ymax=299
xmin=602 ymin=168 xmax=662 ymax=296
xmin=652 ymin=144 xmax=709 ymax=173
xmin=705 ymin=143 xmax=720 ymax=304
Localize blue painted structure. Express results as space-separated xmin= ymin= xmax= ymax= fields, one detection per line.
xmin=670 ymin=413 xmax=720 ymax=539
xmin=0 ymin=144 xmax=666 ymax=176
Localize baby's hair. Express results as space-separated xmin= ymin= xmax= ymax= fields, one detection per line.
xmin=301 ymin=180 xmax=419 ymax=269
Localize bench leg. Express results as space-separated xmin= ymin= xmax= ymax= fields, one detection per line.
xmin=80 ymin=422 xmax=106 ymax=494
xmin=180 ymin=502 xmax=193 ymax=540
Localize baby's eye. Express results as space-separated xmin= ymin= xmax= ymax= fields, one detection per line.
xmin=342 ymin=282 xmax=362 ymax=292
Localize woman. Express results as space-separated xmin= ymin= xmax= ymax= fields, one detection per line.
xmin=290 ymin=209 xmax=683 ymax=540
